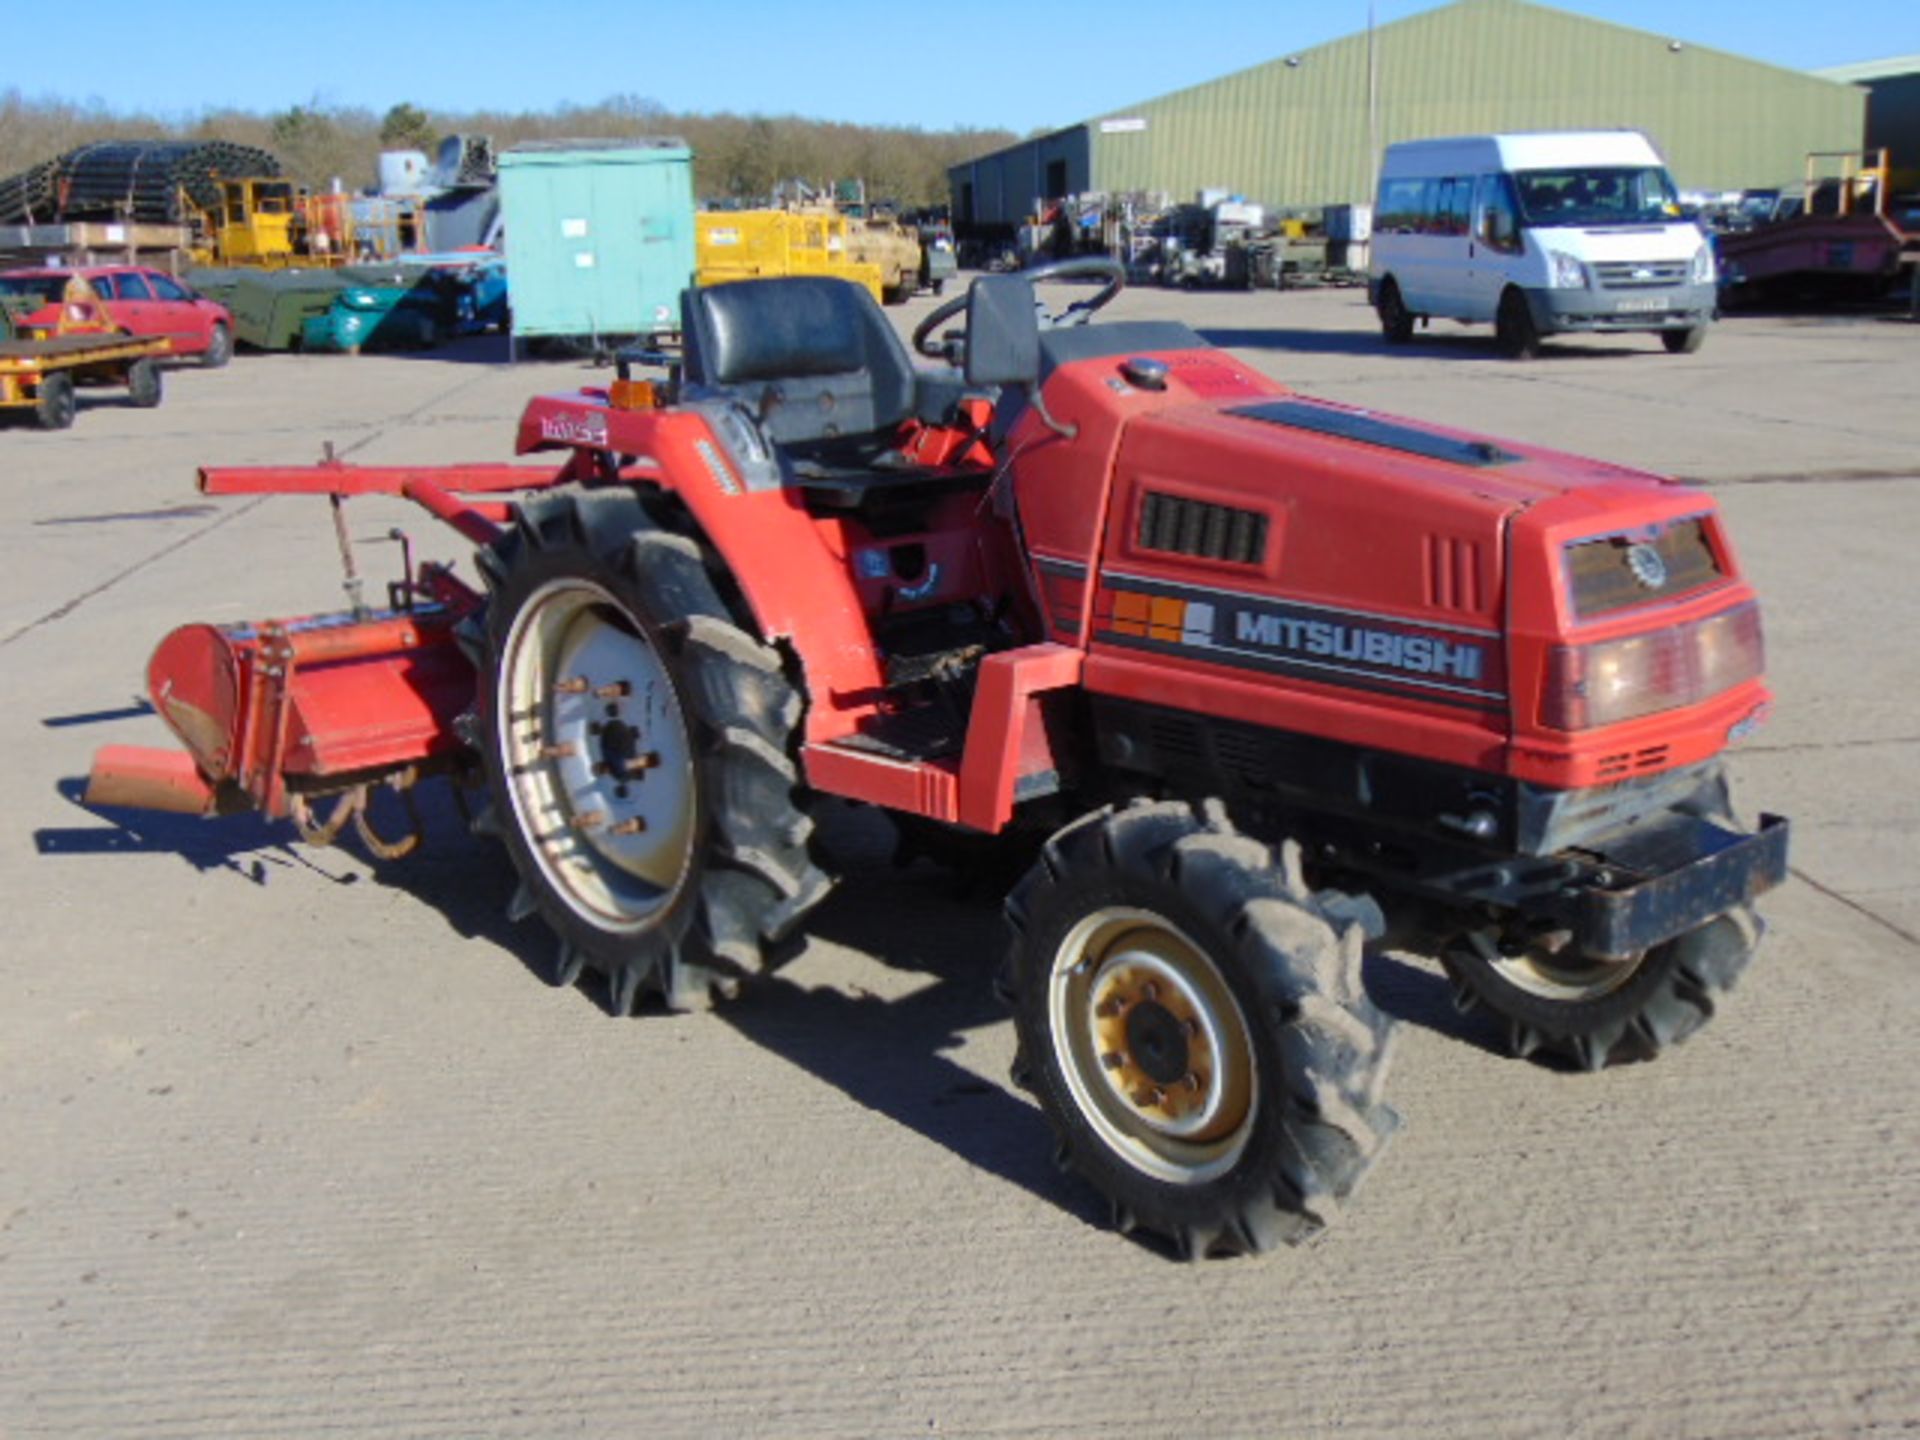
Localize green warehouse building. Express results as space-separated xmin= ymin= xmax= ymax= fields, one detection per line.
xmin=950 ymin=0 xmax=1867 ymax=229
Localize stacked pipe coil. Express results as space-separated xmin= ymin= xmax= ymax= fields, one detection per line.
xmin=0 ymin=140 xmax=284 ymax=225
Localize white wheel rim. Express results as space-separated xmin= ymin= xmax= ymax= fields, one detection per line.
xmin=497 ymin=578 xmax=697 ymax=931
xmin=1048 ymin=908 xmax=1257 ymax=1186
xmin=1487 ymin=941 xmax=1644 ymax=1003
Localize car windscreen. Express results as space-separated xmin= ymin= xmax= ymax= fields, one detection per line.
xmin=1512 ymin=167 xmax=1682 ymax=228
xmin=0 ymin=275 xmax=66 ymax=304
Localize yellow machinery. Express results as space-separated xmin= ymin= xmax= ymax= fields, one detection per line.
xmin=841 ymin=211 xmax=923 ymax=302
xmin=696 ymin=209 xmax=883 ymax=302
xmin=184 ymin=179 xmax=354 ymax=268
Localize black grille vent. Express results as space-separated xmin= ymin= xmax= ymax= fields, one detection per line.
xmin=1566 ymin=519 xmax=1722 ymax=618
xmin=1138 ymin=492 xmax=1269 ymax=566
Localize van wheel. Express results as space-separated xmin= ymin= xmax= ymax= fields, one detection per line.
xmin=1376 ymin=279 xmax=1414 ymax=343
xmin=1662 ymin=326 xmax=1707 ymax=355
xmin=1496 ymin=289 xmax=1541 ymax=359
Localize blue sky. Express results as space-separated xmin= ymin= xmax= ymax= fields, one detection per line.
xmin=5 ymin=0 xmax=1909 ymax=133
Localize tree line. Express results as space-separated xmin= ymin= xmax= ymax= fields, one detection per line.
xmin=0 ymin=90 xmax=1015 ymax=209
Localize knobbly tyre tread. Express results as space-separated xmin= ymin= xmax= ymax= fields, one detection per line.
xmin=1003 ymin=798 xmax=1400 ymax=1258
xmin=476 ymin=488 xmax=831 ymax=1014
xmin=1441 ymin=784 xmax=1765 ymax=1072
xmin=1444 ymin=902 xmax=1763 ymax=1072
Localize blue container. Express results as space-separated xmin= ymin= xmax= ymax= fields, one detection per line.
xmin=497 ymin=139 xmax=695 ymax=346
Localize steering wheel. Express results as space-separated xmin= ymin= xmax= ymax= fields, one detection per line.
xmin=911 ymin=254 xmax=1126 ymax=359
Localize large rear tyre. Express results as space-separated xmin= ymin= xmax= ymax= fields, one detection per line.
xmin=1662 ymin=325 xmax=1707 ymax=354
xmin=476 ymin=490 xmax=831 ymax=1013
xmin=1002 ymin=800 xmax=1399 ymax=1258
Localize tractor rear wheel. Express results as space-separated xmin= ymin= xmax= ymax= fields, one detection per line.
xmin=34 ymin=372 xmax=76 ymax=430
xmin=476 ymin=490 xmax=831 ymax=1013
xmin=1002 ymin=799 xmax=1399 ymax=1257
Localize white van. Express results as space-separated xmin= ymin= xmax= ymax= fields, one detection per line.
xmin=1368 ymin=131 xmax=1715 ymax=357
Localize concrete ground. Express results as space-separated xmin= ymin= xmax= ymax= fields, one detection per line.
xmin=2 ymin=286 xmax=1916 ymax=1437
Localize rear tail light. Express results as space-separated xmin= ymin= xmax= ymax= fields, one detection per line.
xmin=1542 ymin=601 xmax=1763 ymax=730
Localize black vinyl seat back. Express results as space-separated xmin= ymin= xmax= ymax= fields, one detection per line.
xmin=681 ymin=277 xmax=917 ymax=454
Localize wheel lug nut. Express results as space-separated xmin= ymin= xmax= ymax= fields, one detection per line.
xmin=1101 ymin=1051 xmax=1126 ymax=1070
xmin=594 ymin=681 xmax=631 ymax=700
xmin=553 ymin=676 xmax=589 ymax=695
xmin=1181 ymin=1018 xmax=1201 ymax=1038
xmin=622 ymin=752 xmax=661 ymax=776
xmin=1183 ymin=1072 xmax=1202 ymax=1093
xmin=570 ymin=809 xmax=607 ymax=831
xmin=1095 ymin=997 xmax=1124 ymax=1019
xmin=1132 ymin=1086 xmax=1167 ymax=1109
xmin=1140 ymin=981 xmax=1159 ymax=1002
xmin=610 ymin=817 xmax=647 ymax=836
xmin=541 ymin=742 xmax=579 ymax=761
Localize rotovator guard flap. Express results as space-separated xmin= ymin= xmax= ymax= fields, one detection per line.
xmin=143 ymin=610 xmax=472 ymax=808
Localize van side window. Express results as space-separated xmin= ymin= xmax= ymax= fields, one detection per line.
xmin=1477 ymin=174 xmax=1523 ymax=254
xmin=1378 ymin=178 xmax=1431 ymax=235
xmin=1432 ymin=178 xmax=1473 ymax=236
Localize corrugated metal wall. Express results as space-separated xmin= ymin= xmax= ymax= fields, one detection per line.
xmin=1860 ymin=74 xmax=1920 ymax=174
xmin=949 ymin=128 xmax=1091 ymax=228
xmin=958 ymin=0 xmax=1866 ymax=216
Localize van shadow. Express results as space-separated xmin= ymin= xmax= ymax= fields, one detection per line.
xmin=1198 ymin=326 xmax=1638 ymax=363
xmin=375 ymin=334 xmax=628 ymax=369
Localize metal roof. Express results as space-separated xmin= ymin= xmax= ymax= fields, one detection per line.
xmin=1814 ymin=56 xmax=1920 ymax=85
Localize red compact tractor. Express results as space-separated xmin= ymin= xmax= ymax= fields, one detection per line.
xmin=89 ymin=262 xmax=1788 ymax=1257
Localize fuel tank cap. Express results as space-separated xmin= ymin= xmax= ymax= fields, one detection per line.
xmin=1119 ymin=356 xmax=1170 ymax=391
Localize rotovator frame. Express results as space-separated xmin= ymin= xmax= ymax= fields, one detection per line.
xmin=88 ymin=263 xmax=1789 ymax=1258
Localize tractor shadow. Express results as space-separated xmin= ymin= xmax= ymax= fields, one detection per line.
xmin=36 ymin=775 xmax=366 ymax=888
xmin=1360 ymin=945 xmax=1509 ymax=1058
xmin=716 ymin=805 xmax=1106 ymax=1227
xmin=38 ymin=764 xmax=1102 ymax=1228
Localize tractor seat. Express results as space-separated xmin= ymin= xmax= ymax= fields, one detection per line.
xmin=681 ymin=276 xmax=917 ymax=458
xmin=681 ymin=276 xmax=989 ymax=515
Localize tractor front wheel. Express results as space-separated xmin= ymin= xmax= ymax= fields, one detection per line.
xmin=1002 ymin=800 xmax=1399 ymax=1257
xmin=1442 ymin=905 xmax=1760 ymax=1071
xmin=476 ymin=490 xmax=831 ymax=1014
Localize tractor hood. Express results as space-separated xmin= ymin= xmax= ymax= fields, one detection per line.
xmin=1138 ymin=390 xmax=1679 ymax=515
xmin=1096 ymin=377 xmax=1720 ymax=649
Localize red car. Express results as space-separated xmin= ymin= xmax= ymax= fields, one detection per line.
xmin=0 ymin=265 xmax=233 ymax=367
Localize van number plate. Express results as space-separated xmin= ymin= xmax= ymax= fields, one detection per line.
xmin=1614 ymin=296 xmax=1670 ymax=313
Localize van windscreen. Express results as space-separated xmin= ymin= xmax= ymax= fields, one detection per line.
xmin=1513 ymin=167 xmax=1681 ymax=228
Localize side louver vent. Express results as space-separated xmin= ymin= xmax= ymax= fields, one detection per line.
xmin=1138 ymin=492 xmax=1269 ymax=567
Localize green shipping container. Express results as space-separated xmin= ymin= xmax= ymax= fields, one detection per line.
xmin=497 ymin=139 xmax=696 ymax=345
